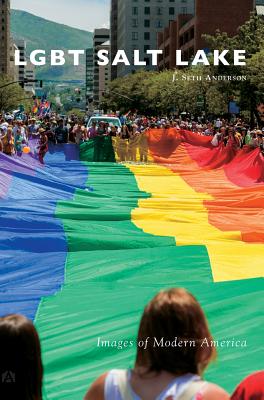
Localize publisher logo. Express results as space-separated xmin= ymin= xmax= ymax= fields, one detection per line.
xmin=1 ymin=371 xmax=15 ymax=384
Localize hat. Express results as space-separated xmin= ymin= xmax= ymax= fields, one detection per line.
xmin=39 ymin=128 xmax=45 ymax=133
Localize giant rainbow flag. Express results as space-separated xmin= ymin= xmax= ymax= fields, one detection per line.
xmin=0 ymin=131 xmax=263 ymax=400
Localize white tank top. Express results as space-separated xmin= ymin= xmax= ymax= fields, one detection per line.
xmin=104 ymin=370 xmax=206 ymax=400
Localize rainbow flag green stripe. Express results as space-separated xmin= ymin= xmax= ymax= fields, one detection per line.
xmin=35 ymin=162 xmax=263 ymax=400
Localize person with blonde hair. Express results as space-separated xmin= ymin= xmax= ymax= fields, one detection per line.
xmin=85 ymin=288 xmax=229 ymax=400
xmin=2 ymin=126 xmax=14 ymax=155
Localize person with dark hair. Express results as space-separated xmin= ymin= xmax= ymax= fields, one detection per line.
xmin=38 ymin=128 xmax=49 ymax=164
xmin=55 ymin=119 xmax=68 ymax=144
xmin=231 ymin=371 xmax=264 ymax=400
xmin=84 ymin=288 xmax=229 ymax=400
xmin=93 ymin=121 xmax=107 ymax=162
xmin=0 ymin=314 xmax=43 ymax=400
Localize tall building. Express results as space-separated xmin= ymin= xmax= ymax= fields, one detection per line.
xmin=16 ymin=39 xmax=26 ymax=86
xmin=110 ymin=0 xmax=118 ymax=80
xmin=0 ymin=0 xmax=11 ymax=76
xmin=93 ymin=28 xmax=110 ymax=107
xmin=10 ymin=40 xmax=19 ymax=81
xmin=97 ymin=40 xmax=110 ymax=105
xmin=24 ymin=63 xmax=35 ymax=93
xmin=85 ymin=48 xmax=94 ymax=112
xmin=110 ymin=0 xmax=195 ymax=78
xmin=158 ymin=0 xmax=256 ymax=70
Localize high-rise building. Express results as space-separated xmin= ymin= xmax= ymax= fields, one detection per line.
xmin=24 ymin=63 xmax=36 ymax=93
xmin=0 ymin=0 xmax=11 ymax=76
xmin=9 ymin=40 xmax=19 ymax=81
xmin=110 ymin=0 xmax=195 ymax=78
xmin=85 ymin=48 xmax=93 ymax=112
xmin=97 ymin=40 xmax=110 ymax=105
xmin=16 ymin=39 xmax=26 ymax=87
xmin=110 ymin=0 xmax=118 ymax=80
xmin=93 ymin=28 xmax=110 ymax=107
xmin=158 ymin=0 xmax=256 ymax=70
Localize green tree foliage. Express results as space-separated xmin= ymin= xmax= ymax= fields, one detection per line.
xmin=67 ymin=108 xmax=85 ymax=119
xmin=204 ymin=13 xmax=264 ymax=125
xmin=105 ymin=13 xmax=263 ymax=125
xmin=105 ymin=68 xmax=228 ymax=116
xmin=0 ymin=75 xmax=30 ymax=112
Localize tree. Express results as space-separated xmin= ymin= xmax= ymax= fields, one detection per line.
xmin=203 ymin=13 xmax=264 ymax=125
xmin=0 ymin=75 xmax=28 ymax=112
xmin=67 ymin=108 xmax=85 ymax=119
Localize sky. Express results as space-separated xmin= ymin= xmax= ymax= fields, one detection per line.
xmin=11 ymin=0 xmax=110 ymax=31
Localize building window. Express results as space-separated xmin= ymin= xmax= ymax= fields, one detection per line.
xmin=144 ymin=19 xmax=150 ymax=27
xmin=157 ymin=7 xmax=163 ymax=15
xmin=144 ymin=7 xmax=150 ymax=15
xmin=144 ymin=32 xmax=150 ymax=40
xmin=132 ymin=18 xmax=138 ymax=27
xmin=156 ymin=20 xmax=163 ymax=28
xmin=169 ymin=7 xmax=175 ymax=15
xmin=181 ymin=7 xmax=188 ymax=14
xmin=132 ymin=32 xmax=138 ymax=40
xmin=132 ymin=7 xmax=138 ymax=15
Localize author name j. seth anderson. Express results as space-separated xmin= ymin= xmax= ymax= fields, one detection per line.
xmin=97 ymin=337 xmax=247 ymax=350
xmin=172 ymin=74 xmax=247 ymax=82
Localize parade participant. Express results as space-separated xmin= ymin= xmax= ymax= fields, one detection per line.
xmin=0 ymin=314 xmax=43 ymax=400
xmin=116 ymin=126 xmax=128 ymax=162
xmin=120 ymin=124 xmax=130 ymax=139
xmin=231 ymin=371 xmax=264 ymax=400
xmin=93 ymin=121 xmax=107 ymax=162
xmin=73 ymin=122 xmax=87 ymax=145
xmin=244 ymin=129 xmax=252 ymax=145
xmin=109 ymin=124 xmax=117 ymax=137
xmin=139 ymin=130 xmax=149 ymax=163
xmin=28 ymin=118 xmax=40 ymax=139
xmin=85 ymin=288 xmax=229 ymax=400
xmin=249 ymin=131 xmax=259 ymax=148
xmin=127 ymin=125 xmax=140 ymax=162
xmin=2 ymin=127 xmax=14 ymax=156
xmin=88 ymin=121 xmax=98 ymax=139
xmin=44 ymin=122 xmax=55 ymax=143
xmin=37 ymin=128 xmax=48 ymax=164
xmin=68 ymin=120 xmax=76 ymax=143
xmin=55 ymin=119 xmax=69 ymax=144
xmin=14 ymin=129 xmax=23 ymax=157
xmin=211 ymin=127 xmax=225 ymax=147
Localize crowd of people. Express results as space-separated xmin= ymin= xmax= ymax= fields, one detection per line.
xmin=0 ymin=112 xmax=263 ymax=399
xmin=0 ymin=288 xmax=263 ymax=400
xmin=1 ymin=112 xmax=264 ymax=164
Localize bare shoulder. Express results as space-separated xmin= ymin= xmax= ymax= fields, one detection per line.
xmin=83 ymin=373 xmax=107 ymax=400
xmin=201 ymin=382 xmax=230 ymax=400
